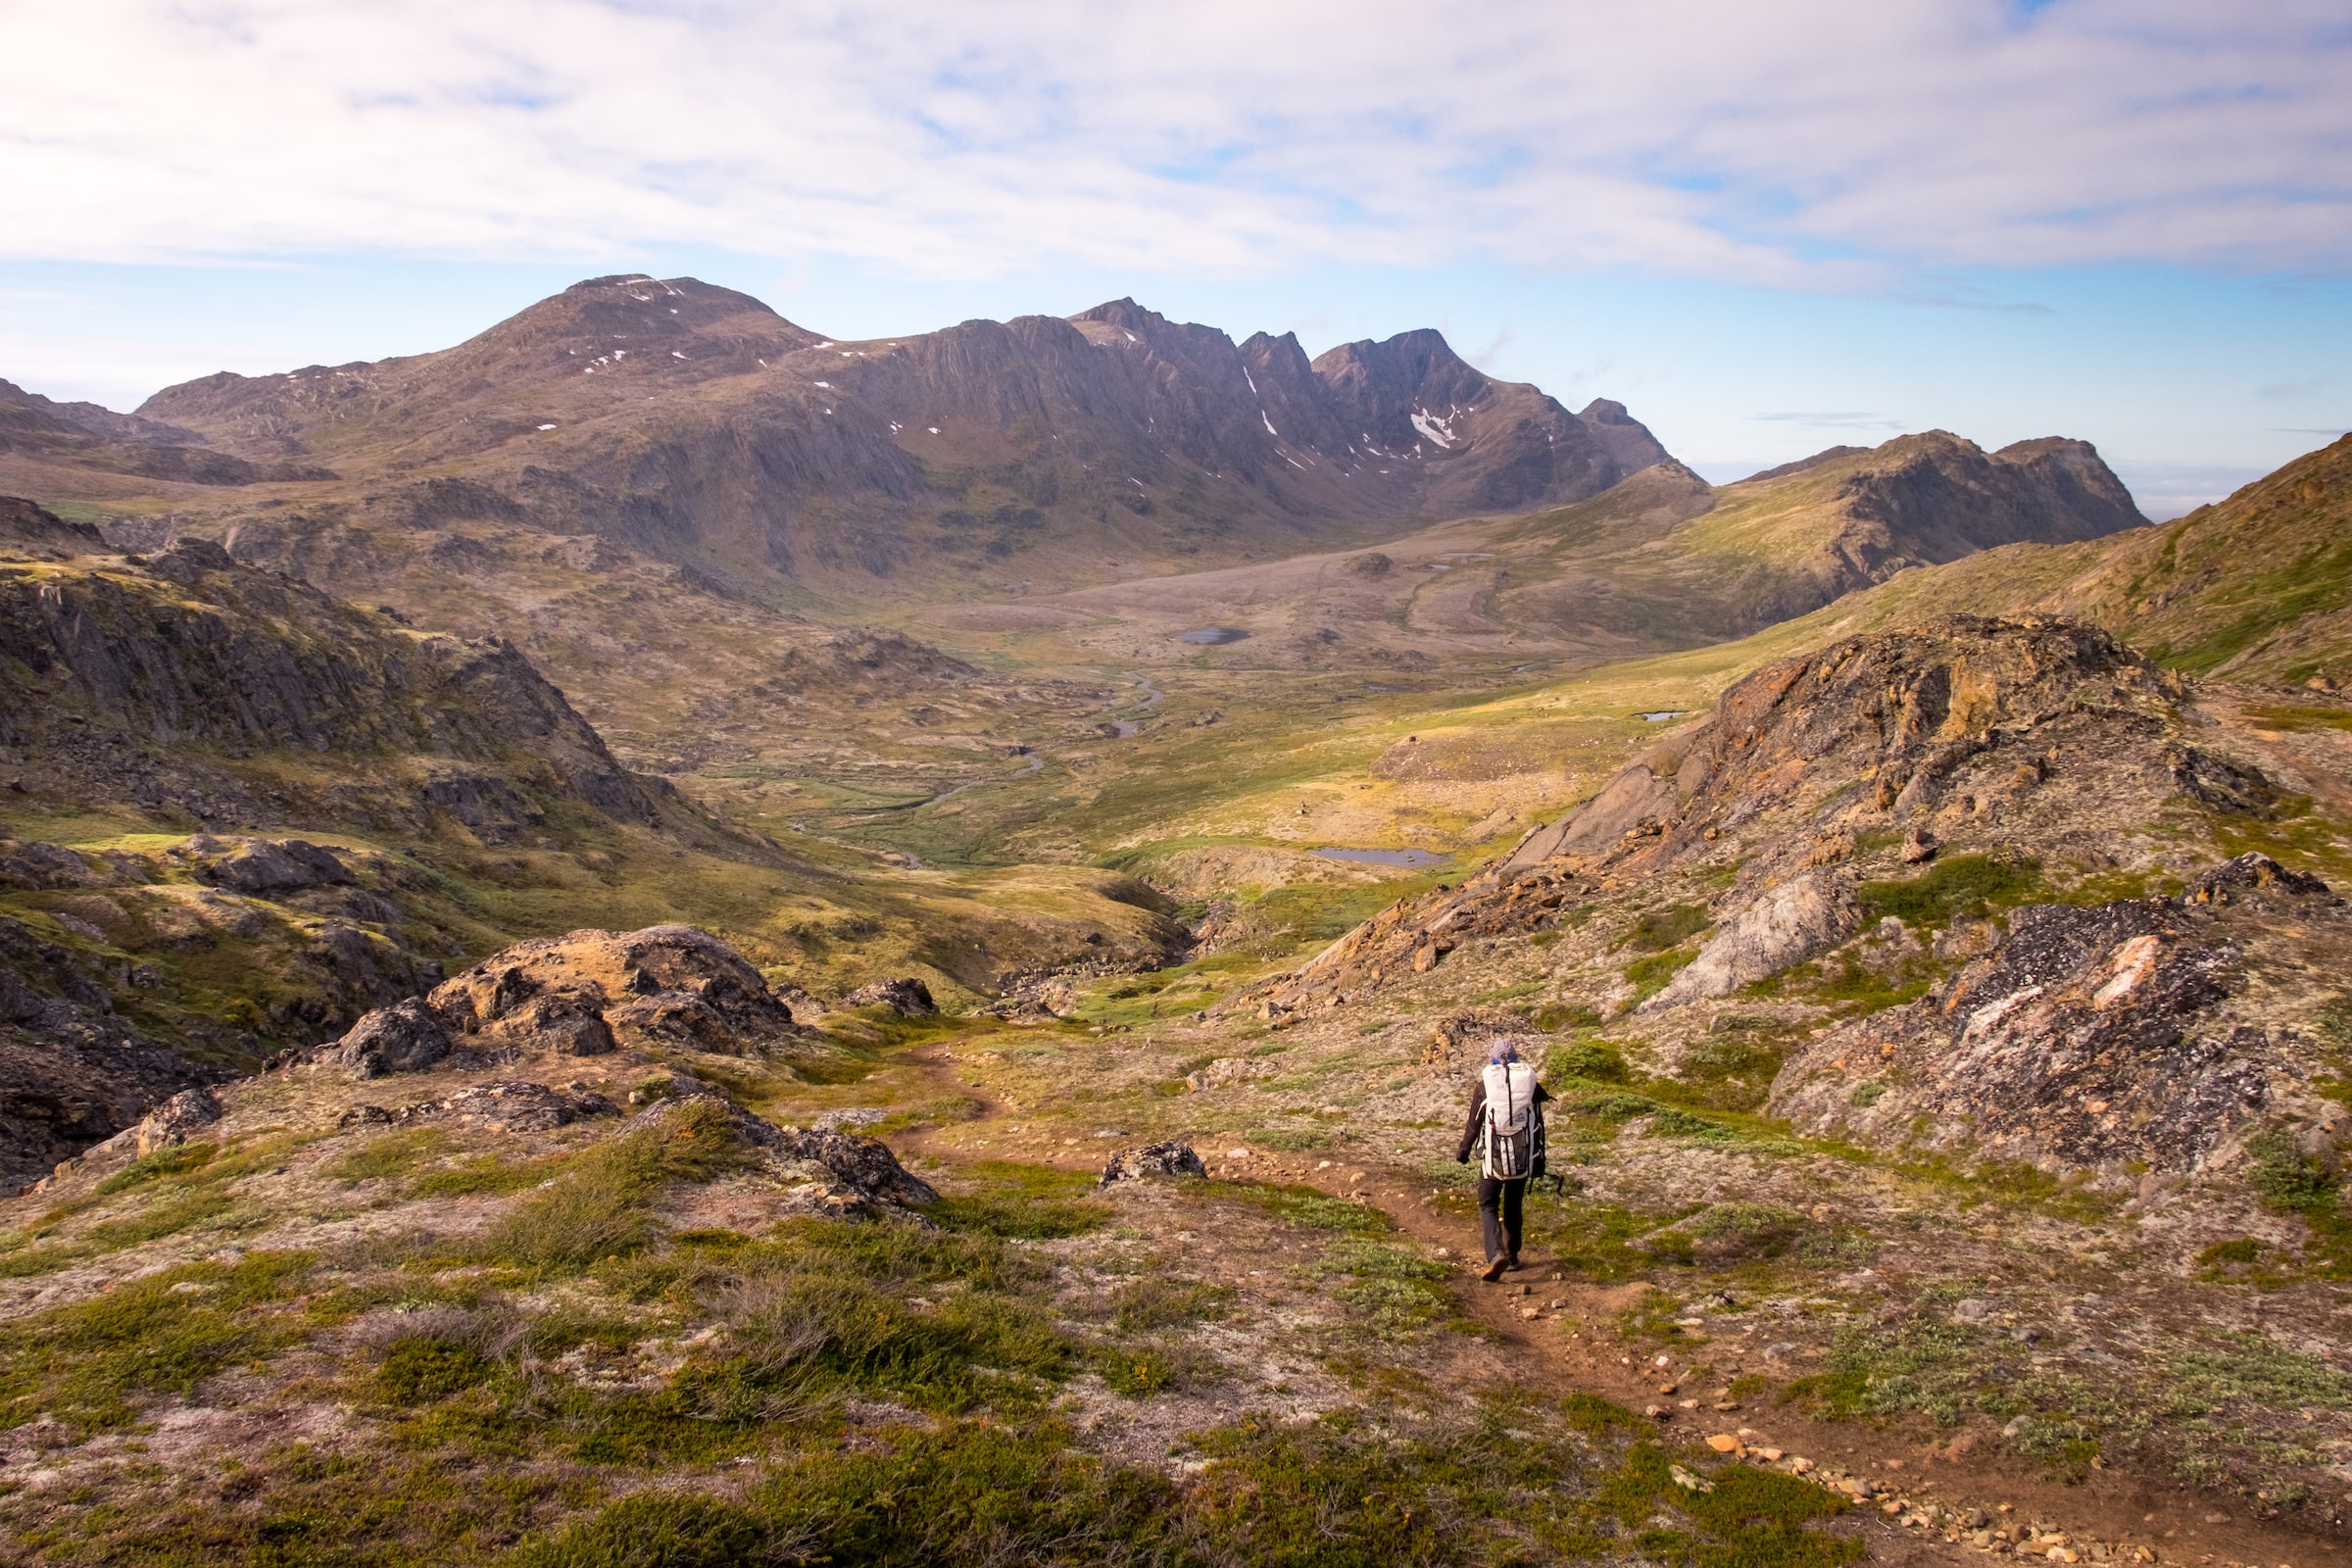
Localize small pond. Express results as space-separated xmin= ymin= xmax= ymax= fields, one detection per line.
xmin=1313 ymin=847 xmax=1447 ymax=868
xmin=1179 ymin=627 xmax=1250 ymax=645
xmin=1638 ymin=710 xmax=1691 ymax=722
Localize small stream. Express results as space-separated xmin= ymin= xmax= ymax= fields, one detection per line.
xmin=1313 ymin=847 xmax=1447 ymax=868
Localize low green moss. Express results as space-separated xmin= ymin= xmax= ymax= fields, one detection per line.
xmin=1854 ymin=854 xmax=2041 ymax=928
xmin=0 ymin=1251 xmax=313 ymax=1436
xmin=922 ymin=1159 xmax=1110 ymax=1240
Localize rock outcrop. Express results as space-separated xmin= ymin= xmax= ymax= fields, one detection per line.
xmin=1769 ymin=856 xmax=2346 ymax=1184
xmin=327 ymin=924 xmax=822 ymax=1076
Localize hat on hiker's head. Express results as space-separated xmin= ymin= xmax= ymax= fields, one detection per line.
xmin=1488 ymin=1038 xmax=1520 ymax=1064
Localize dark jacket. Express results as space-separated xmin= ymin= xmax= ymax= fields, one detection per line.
xmin=1455 ymin=1073 xmax=1552 ymax=1164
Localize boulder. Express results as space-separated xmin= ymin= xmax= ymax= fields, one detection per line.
xmin=1100 ymin=1140 xmax=1208 ymax=1185
xmin=842 ymin=977 xmax=937 ymax=1016
xmin=1643 ymin=874 xmax=1852 ymax=1010
xmin=767 ymin=1122 xmax=939 ymax=1210
xmin=333 ymin=998 xmax=455 ymax=1077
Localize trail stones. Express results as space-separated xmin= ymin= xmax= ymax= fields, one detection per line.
xmin=1100 ymin=1140 xmax=1208 ymax=1185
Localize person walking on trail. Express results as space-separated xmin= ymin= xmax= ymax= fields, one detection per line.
xmin=1454 ymin=1039 xmax=1550 ymax=1282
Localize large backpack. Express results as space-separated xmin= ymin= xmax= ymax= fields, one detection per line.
xmin=1481 ymin=1061 xmax=1544 ymax=1181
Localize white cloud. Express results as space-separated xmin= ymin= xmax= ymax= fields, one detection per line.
xmin=0 ymin=1 xmax=2344 ymax=285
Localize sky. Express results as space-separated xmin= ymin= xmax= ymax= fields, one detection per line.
xmin=2 ymin=1 xmax=2348 ymax=518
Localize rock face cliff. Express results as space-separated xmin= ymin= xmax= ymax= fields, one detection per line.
xmin=126 ymin=276 xmax=1670 ymax=589
xmin=0 ymin=521 xmax=687 ymax=840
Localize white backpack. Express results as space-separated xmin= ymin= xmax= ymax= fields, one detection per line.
xmin=1481 ymin=1061 xmax=1544 ymax=1180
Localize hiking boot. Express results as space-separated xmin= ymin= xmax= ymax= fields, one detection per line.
xmin=1505 ymin=1253 xmax=1523 ymax=1271
xmin=1480 ymin=1256 xmax=1506 ymax=1283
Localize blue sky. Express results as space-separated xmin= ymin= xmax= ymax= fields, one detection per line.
xmin=3 ymin=1 xmax=2348 ymax=517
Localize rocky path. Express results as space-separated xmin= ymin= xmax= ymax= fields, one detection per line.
xmin=1357 ymin=1157 xmax=2336 ymax=1568
xmin=893 ymin=1041 xmax=2335 ymax=1568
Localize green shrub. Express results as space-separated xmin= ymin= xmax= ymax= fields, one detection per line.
xmin=379 ymin=1339 xmax=497 ymax=1404
xmin=93 ymin=1141 xmax=217 ymax=1196
xmin=506 ymin=1491 xmax=767 ymax=1568
xmin=2245 ymin=1131 xmax=2339 ymax=1212
xmin=1626 ymin=903 xmax=1710 ymax=953
xmin=1855 ymin=854 xmax=2040 ymax=928
xmin=1535 ymin=1001 xmax=1604 ymax=1032
xmin=1550 ymin=1039 xmax=1629 ymax=1083
xmin=1624 ymin=946 xmax=1698 ymax=999
xmin=0 ymin=1251 xmax=311 ymax=1435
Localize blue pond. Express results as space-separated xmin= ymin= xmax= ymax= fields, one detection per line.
xmin=1178 ymin=627 xmax=1250 ymax=645
xmin=1313 ymin=847 xmax=1447 ymax=868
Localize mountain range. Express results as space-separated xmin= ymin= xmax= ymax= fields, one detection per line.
xmin=82 ymin=277 xmax=1668 ymax=594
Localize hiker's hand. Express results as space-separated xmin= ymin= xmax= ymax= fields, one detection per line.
xmin=1454 ymin=1152 xmax=1468 ymax=1164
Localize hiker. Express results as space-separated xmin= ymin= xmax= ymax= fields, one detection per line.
xmin=1454 ymin=1039 xmax=1550 ymax=1282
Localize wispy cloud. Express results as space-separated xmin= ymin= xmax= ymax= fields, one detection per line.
xmin=0 ymin=2 xmax=2344 ymax=288
xmin=1755 ymin=412 xmax=1906 ymax=430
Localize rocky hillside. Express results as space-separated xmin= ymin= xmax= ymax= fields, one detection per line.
xmin=1686 ymin=432 xmax=2352 ymax=697
xmin=1246 ymin=613 xmax=2350 ymax=1195
xmin=0 ymin=524 xmax=691 ymax=841
xmin=119 ymin=277 xmax=1668 ymax=596
xmin=1490 ymin=430 xmax=2146 ymax=639
xmin=0 ymin=506 xmax=1192 ymax=1179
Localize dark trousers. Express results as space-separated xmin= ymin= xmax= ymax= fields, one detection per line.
xmin=1478 ymin=1176 xmax=1527 ymax=1263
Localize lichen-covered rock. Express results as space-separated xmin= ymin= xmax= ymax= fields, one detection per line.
xmin=334 ymin=997 xmax=455 ymax=1077
xmin=1643 ymin=874 xmax=1853 ymax=1010
xmin=1101 ymin=1140 xmax=1208 ymax=1185
xmin=841 ymin=977 xmax=937 ymax=1016
xmin=1768 ymin=856 xmax=2342 ymax=1183
xmin=764 ymin=1122 xmax=939 ymax=1212
xmin=341 ymin=1080 xmax=621 ymax=1134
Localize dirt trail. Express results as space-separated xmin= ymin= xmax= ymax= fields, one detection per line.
xmin=892 ymin=1043 xmax=2341 ymax=1568
xmin=1357 ymin=1158 xmax=2345 ymax=1568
